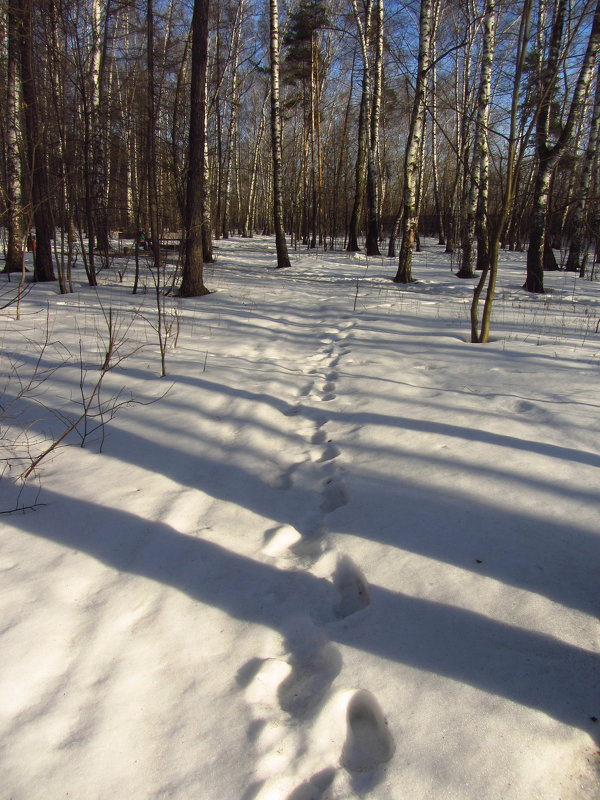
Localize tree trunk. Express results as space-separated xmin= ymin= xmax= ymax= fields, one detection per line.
xmin=91 ymin=0 xmax=110 ymax=254
xmin=4 ymin=1 xmax=24 ymax=274
xmin=222 ymin=0 xmax=244 ymax=240
xmin=202 ymin=83 xmax=214 ymax=263
xmin=525 ymin=0 xmax=600 ymax=292
xmin=473 ymin=0 xmax=529 ymax=342
xmin=18 ymin=0 xmax=55 ymax=283
xmin=147 ymin=0 xmax=161 ymax=273
xmin=429 ymin=13 xmax=444 ymax=247
xmin=179 ymin=0 xmax=210 ymax=297
xmin=566 ymin=64 xmax=600 ymax=273
xmin=347 ymin=70 xmax=368 ymax=252
xmin=457 ymin=148 xmax=476 ymax=278
xmin=243 ymin=93 xmax=268 ymax=237
xmin=365 ymin=0 xmax=383 ymax=256
xmin=269 ymin=0 xmax=291 ymax=268
xmin=455 ymin=7 xmax=478 ymax=279
xmin=394 ymin=0 xmax=433 ymax=283
xmin=466 ymin=0 xmax=495 ymax=277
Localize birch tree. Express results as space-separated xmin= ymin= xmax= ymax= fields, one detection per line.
xmin=429 ymin=2 xmax=445 ymax=247
xmin=471 ymin=0 xmax=530 ymax=342
xmin=146 ymin=0 xmax=161 ymax=273
xmin=242 ymin=89 xmax=269 ymax=238
xmin=90 ymin=0 xmax=110 ymax=254
xmin=347 ymin=0 xmax=383 ymax=255
xmin=458 ymin=0 xmax=496 ymax=279
xmin=525 ymin=0 xmax=600 ymax=292
xmin=394 ymin=0 xmax=434 ymax=283
xmin=269 ymin=0 xmax=291 ymax=268
xmin=221 ymin=0 xmax=244 ymax=239
xmin=565 ymin=60 xmax=600 ymax=273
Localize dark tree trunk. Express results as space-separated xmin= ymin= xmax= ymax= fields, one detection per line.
xmin=147 ymin=0 xmax=161 ymax=273
xmin=179 ymin=0 xmax=210 ymax=297
xmin=18 ymin=0 xmax=55 ymax=283
xmin=4 ymin=2 xmax=23 ymax=274
xmin=347 ymin=64 xmax=368 ymax=252
xmin=526 ymin=0 xmax=600 ymax=292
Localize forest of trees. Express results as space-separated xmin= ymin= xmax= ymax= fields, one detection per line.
xmin=2 ymin=0 xmax=600 ymax=317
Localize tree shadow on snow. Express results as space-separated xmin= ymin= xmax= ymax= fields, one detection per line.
xmin=9 ymin=490 xmax=599 ymax=747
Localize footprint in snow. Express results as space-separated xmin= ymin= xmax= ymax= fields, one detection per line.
xmin=317 ymin=443 xmax=340 ymax=463
xmin=320 ymin=479 xmax=348 ymax=512
xmin=286 ymin=768 xmax=336 ymax=800
xmin=265 ymin=463 xmax=298 ymax=491
xmin=307 ymin=410 xmax=328 ymax=428
xmin=291 ymin=527 xmax=329 ymax=562
xmin=299 ymin=381 xmax=315 ymax=397
xmin=241 ymin=657 xmax=293 ymax=706
xmin=311 ymin=430 xmax=328 ymax=445
xmin=341 ymin=690 xmax=395 ymax=773
xmin=262 ymin=525 xmax=303 ymax=558
xmin=332 ymin=555 xmax=370 ymax=619
xmin=267 ymin=472 xmax=293 ymax=490
xmin=278 ymin=641 xmax=343 ymax=717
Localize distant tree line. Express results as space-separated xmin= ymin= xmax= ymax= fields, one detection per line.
xmin=1 ymin=0 xmax=600 ymax=308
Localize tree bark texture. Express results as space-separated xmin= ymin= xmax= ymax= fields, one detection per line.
xmin=4 ymin=1 xmax=24 ymax=274
xmin=179 ymin=0 xmax=210 ymax=297
xmin=394 ymin=0 xmax=433 ymax=283
xmin=18 ymin=0 xmax=55 ymax=282
xmin=365 ymin=0 xmax=383 ymax=256
xmin=525 ymin=0 xmax=600 ymax=292
xmin=566 ymin=64 xmax=600 ymax=273
xmin=269 ymin=0 xmax=291 ymax=268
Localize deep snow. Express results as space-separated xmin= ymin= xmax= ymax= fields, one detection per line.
xmin=1 ymin=237 xmax=599 ymax=799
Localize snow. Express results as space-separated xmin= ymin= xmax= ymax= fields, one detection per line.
xmin=1 ymin=238 xmax=599 ymax=799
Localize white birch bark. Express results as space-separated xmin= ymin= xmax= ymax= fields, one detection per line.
xmin=243 ymin=92 xmax=268 ymax=237
xmin=222 ymin=0 xmax=244 ymax=239
xmin=429 ymin=0 xmax=445 ymax=246
xmin=347 ymin=1 xmax=373 ymax=252
xmin=90 ymin=0 xmax=109 ymax=253
xmin=566 ymin=62 xmax=600 ymax=273
xmin=473 ymin=0 xmax=531 ymax=341
xmin=394 ymin=0 xmax=434 ymax=283
xmin=269 ymin=0 xmax=291 ymax=268
xmin=526 ymin=0 xmax=600 ymax=292
xmin=365 ymin=0 xmax=383 ymax=256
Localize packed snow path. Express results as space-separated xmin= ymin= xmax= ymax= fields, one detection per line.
xmin=1 ymin=238 xmax=599 ymax=799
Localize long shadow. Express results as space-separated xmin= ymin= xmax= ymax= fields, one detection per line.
xmin=163 ymin=373 xmax=600 ymax=470
xmin=7 ymin=357 xmax=600 ymax=623
xmin=351 ymin=318 xmax=600 ymax=368
xmin=11 ymin=490 xmax=599 ymax=745
xmin=332 ymin=469 xmax=600 ymax=619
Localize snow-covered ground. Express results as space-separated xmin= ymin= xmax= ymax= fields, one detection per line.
xmin=1 ymin=238 xmax=599 ymax=799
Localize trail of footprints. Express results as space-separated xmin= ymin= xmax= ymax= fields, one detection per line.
xmin=239 ymin=316 xmax=394 ymax=799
